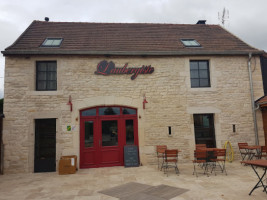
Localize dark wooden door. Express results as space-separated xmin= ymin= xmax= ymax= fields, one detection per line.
xmin=193 ymin=114 xmax=216 ymax=148
xmin=34 ymin=119 xmax=56 ymax=172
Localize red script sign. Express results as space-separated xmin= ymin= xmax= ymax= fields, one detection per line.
xmin=95 ymin=60 xmax=154 ymax=80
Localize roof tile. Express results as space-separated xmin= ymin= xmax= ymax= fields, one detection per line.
xmin=2 ymin=21 xmax=263 ymax=56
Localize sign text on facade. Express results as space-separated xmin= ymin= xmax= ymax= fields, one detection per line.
xmin=95 ymin=60 xmax=154 ymax=80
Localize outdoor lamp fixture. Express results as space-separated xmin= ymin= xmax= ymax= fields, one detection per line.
xmin=67 ymin=95 xmax=73 ymax=112
xmin=143 ymin=95 xmax=148 ymax=109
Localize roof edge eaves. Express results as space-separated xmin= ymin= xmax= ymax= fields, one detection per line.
xmin=2 ymin=50 xmax=264 ymax=56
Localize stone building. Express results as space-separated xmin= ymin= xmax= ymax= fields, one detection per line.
xmin=1 ymin=20 xmax=265 ymax=173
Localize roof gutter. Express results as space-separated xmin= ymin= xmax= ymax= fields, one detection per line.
xmin=1 ymin=50 xmax=265 ymax=56
xmin=248 ymin=53 xmax=259 ymax=145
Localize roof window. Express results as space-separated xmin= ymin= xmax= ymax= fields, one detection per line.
xmin=181 ymin=39 xmax=201 ymax=47
xmin=41 ymin=38 xmax=63 ymax=47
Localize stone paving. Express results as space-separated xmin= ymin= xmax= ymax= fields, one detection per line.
xmin=0 ymin=161 xmax=266 ymax=200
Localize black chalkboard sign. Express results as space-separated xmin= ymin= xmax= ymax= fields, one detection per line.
xmin=124 ymin=145 xmax=139 ymax=167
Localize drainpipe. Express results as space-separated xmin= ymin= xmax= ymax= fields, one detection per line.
xmin=248 ymin=53 xmax=259 ymax=145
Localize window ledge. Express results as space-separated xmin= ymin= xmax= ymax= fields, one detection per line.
xmin=26 ymin=91 xmax=63 ymax=96
xmin=189 ymin=87 xmax=216 ymax=92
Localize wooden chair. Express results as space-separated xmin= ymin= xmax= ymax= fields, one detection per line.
xmin=211 ymin=149 xmax=227 ymax=175
xmin=163 ymin=149 xmax=179 ymax=176
xmin=192 ymin=149 xmax=208 ymax=177
xmin=156 ymin=145 xmax=167 ymax=170
xmin=196 ymin=144 xmax=207 ymax=149
xmin=238 ymin=143 xmax=249 ymax=161
xmin=255 ymin=146 xmax=267 ymax=159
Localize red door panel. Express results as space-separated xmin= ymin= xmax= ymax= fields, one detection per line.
xmin=98 ymin=119 xmax=122 ymax=166
xmin=99 ymin=149 xmax=121 ymax=165
xmin=80 ymin=119 xmax=98 ymax=168
xmin=80 ymin=106 xmax=138 ymax=168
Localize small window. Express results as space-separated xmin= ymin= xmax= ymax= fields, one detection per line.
xmin=41 ymin=38 xmax=63 ymax=47
xmin=190 ymin=60 xmax=210 ymax=88
xmin=36 ymin=61 xmax=57 ymax=91
xmin=181 ymin=39 xmax=201 ymax=47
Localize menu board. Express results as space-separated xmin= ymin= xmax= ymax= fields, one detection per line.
xmin=124 ymin=145 xmax=139 ymax=167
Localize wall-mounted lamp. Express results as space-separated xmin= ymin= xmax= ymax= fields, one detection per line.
xmin=143 ymin=95 xmax=148 ymax=109
xmin=67 ymin=95 xmax=73 ymax=112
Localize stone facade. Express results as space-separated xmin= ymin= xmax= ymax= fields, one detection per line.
xmin=2 ymin=55 xmax=264 ymax=173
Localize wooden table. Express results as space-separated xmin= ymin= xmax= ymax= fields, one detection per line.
xmin=241 ymin=160 xmax=267 ymax=195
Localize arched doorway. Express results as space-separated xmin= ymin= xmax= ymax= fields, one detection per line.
xmin=80 ymin=106 xmax=138 ymax=168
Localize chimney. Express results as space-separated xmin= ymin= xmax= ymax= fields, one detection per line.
xmin=196 ymin=20 xmax=206 ymax=24
xmin=45 ymin=17 xmax=49 ymax=22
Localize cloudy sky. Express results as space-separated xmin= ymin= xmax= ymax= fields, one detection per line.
xmin=0 ymin=0 xmax=267 ymax=98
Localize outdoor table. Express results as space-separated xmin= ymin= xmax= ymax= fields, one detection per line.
xmin=241 ymin=160 xmax=267 ymax=195
xmin=244 ymin=146 xmax=261 ymax=160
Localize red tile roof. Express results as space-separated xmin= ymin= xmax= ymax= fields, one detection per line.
xmin=2 ymin=20 xmax=264 ymax=56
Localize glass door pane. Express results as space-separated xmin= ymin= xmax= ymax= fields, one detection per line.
xmin=102 ymin=120 xmax=118 ymax=146
xmin=85 ymin=121 xmax=94 ymax=147
xmin=126 ymin=120 xmax=134 ymax=145
xmin=193 ymin=114 xmax=216 ymax=148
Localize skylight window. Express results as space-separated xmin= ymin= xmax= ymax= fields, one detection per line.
xmin=181 ymin=39 xmax=201 ymax=47
xmin=41 ymin=38 xmax=63 ymax=47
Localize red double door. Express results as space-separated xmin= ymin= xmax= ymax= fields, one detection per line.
xmin=80 ymin=106 xmax=138 ymax=168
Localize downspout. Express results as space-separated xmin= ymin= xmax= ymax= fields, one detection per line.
xmin=248 ymin=53 xmax=259 ymax=145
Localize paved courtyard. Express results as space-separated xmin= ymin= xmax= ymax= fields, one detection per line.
xmin=0 ymin=161 xmax=266 ymax=200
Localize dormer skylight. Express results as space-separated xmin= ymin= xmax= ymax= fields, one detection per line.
xmin=181 ymin=39 xmax=201 ymax=47
xmin=41 ymin=38 xmax=63 ymax=47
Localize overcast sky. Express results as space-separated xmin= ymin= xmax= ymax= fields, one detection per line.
xmin=0 ymin=0 xmax=267 ymax=98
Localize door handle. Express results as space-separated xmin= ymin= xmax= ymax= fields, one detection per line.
xmin=99 ymin=140 xmax=101 ymax=146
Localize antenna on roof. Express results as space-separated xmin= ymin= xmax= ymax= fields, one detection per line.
xmin=218 ymin=7 xmax=229 ymax=27
xmin=45 ymin=17 xmax=49 ymax=22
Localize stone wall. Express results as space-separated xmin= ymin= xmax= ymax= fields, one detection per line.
xmin=2 ymin=55 xmax=264 ymax=173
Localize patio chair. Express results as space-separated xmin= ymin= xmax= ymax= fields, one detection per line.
xmin=163 ymin=149 xmax=179 ymax=176
xmin=210 ymin=149 xmax=227 ymax=175
xmin=192 ymin=149 xmax=208 ymax=177
xmin=156 ymin=145 xmax=167 ymax=170
xmin=238 ymin=142 xmax=249 ymax=161
xmin=255 ymin=146 xmax=267 ymax=160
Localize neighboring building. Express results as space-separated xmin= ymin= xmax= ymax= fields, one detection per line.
xmin=256 ymin=54 xmax=267 ymax=146
xmin=1 ymin=20 xmax=265 ymax=174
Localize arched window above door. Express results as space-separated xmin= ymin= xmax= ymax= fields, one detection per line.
xmin=81 ymin=106 xmax=136 ymax=117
